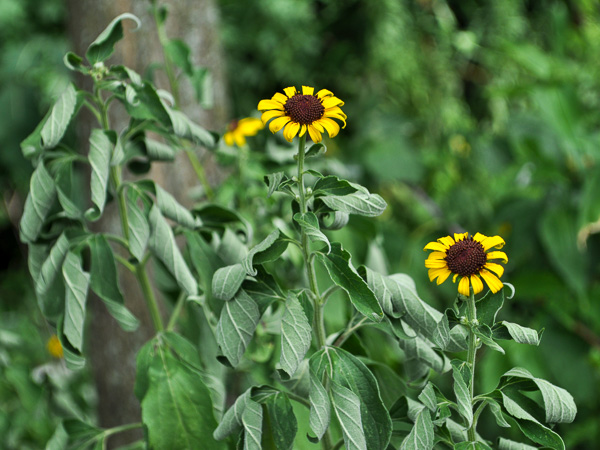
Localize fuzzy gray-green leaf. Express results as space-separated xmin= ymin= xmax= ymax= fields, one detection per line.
xmin=400 ymin=408 xmax=434 ymax=450
xmin=319 ymin=191 xmax=387 ymax=217
xmin=308 ymin=354 xmax=331 ymax=441
xmin=280 ymin=293 xmax=312 ymax=378
xmin=452 ymin=364 xmax=473 ymax=427
xmin=20 ymin=163 xmax=57 ymax=243
xmin=86 ymin=129 xmax=112 ymax=221
xmin=294 ymin=212 xmax=331 ymax=253
xmin=62 ymin=252 xmax=90 ymax=351
xmin=498 ymin=321 xmax=542 ymax=346
xmin=242 ymin=400 xmax=263 ymax=450
xmin=216 ymin=290 xmax=260 ymax=367
xmin=212 ymin=264 xmax=246 ymax=301
xmin=40 ymin=83 xmax=78 ymax=149
xmin=331 ymin=381 xmax=367 ymax=450
xmin=86 ymin=13 xmax=141 ymax=64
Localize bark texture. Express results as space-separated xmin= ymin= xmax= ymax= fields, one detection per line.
xmin=66 ymin=0 xmax=228 ymax=446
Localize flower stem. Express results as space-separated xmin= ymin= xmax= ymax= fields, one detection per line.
xmin=296 ymin=134 xmax=332 ymax=450
xmin=466 ymin=290 xmax=478 ymax=442
xmin=135 ymin=261 xmax=164 ymax=332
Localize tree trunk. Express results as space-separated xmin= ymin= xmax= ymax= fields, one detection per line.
xmin=66 ymin=0 xmax=228 ymax=446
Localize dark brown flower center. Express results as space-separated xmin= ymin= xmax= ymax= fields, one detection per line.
xmin=284 ymin=94 xmax=324 ymax=125
xmin=445 ymin=236 xmax=487 ymax=277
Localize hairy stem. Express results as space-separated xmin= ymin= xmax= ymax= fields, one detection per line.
xmin=466 ymin=290 xmax=478 ymax=442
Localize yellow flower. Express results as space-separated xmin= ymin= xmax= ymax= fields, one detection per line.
xmin=424 ymin=232 xmax=508 ymax=296
xmin=223 ymin=117 xmax=264 ymax=147
xmin=47 ymin=335 xmax=64 ymax=359
xmin=257 ymin=86 xmax=347 ymax=143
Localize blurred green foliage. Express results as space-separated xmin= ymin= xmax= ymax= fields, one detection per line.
xmin=219 ymin=0 xmax=600 ymax=447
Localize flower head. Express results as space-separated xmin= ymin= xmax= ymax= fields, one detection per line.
xmin=223 ymin=117 xmax=264 ymax=147
xmin=257 ymin=86 xmax=347 ymax=143
xmin=47 ymin=335 xmax=64 ymax=359
xmin=424 ymin=232 xmax=508 ymax=296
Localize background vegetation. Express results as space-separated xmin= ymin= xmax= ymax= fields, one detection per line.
xmin=1 ymin=0 xmax=599 ymax=448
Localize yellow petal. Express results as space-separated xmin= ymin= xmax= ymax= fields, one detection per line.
xmin=428 ymin=267 xmax=450 ymax=283
xmin=479 ymin=269 xmax=504 ymax=293
xmin=473 ymin=232 xmax=487 ymax=243
xmin=481 ymin=235 xmax=505 ymax=251
xmin=471 ymin=275 xmax=484 ymax=294
xmin=425 ymin=258 xmax=448 ymax=269
xmin=223 ymin=132 xmax=234 ymax=146
xmin=307 ymin=125 xmax=322 ymax=143
xmin=238 ymin=118 xmax=264 ymax=135
xmin=269 ymin=116 xmax=290 ymax=133
xmin=316 ymin=88 xmax=334 ymax=99
xmin=458 ymin=276 xmax=470 ymax=296
xmin=283 ymin=122 xmax=300 ymax=142
xmin=271 ymin=92 xmax=288 ymax=103
xmin=323 ymin=110 xmax=347 ymax=128
xmin=454 ymin=232 xmax=468 ymax=242
xmin=453 ymin=273 xmax=459 ymax=283
xmin=261 ymin=110 xmax=284 ymax=124
xmin=428 ymin=251 xmax=446 ymax=260
xmin=258 ymin=99 xmax=284 ymax=111
xmin=435 ymin=268 xmax=452 ymax=285
xmin=486 ymin=251 xmax=508 ymax=264
xmin=302 ymin=85 xmax=315 ymax=95
xmin=438 ymin=236 xmax=455 ymax=247
xmin=424 ymin=242 xmax=448 ymax=252
xmin=484 ymin=262 xmax=504 ymax=278
xmin=311 ymin=120 xmax=324 ymax=132
xmin=317 ymin=117 xmax=340 ymax=138
xmin=322 ymin=96 xmax=344 ymax=108
xmin=299 ymin=124 xmax=307 ymax=137
xmin=234 ymin=132 xmax=246 ymax=147
xmin=284 ymin=86 xmax=297 ymax=98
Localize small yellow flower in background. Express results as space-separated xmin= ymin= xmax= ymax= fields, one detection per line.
xmin=424 ymin=232 xmax=508 ymax=296
xmin=223 ymin=117 xmax=264 ymax=147
xmin=257 ymin=86 xmax=347 ymax=143
xmin=47 ymin=335 xmax=64 ymax=359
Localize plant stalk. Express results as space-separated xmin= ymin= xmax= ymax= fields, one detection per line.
xmin=466 ymin=290 xmax=478 ymax=442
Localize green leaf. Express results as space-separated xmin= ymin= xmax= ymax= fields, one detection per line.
xmin=305 ymin=143 xmax=327 ymax=158
xmin=317 ymin=243 xmax=383 ymax=322
xmin=417 ymin=383 xmax=437 ymax=412
xmin=280 ymin=293 xmax=312 ymax=378
xmin=144 ymin=137 xmax=176 ymax=161
xmin=308 ymin=354 xmax=331 ymax=442
xmin=452 ymin=362 xmax=473 ymax=427
xmin=212 ymin=264 xmax=246 ymax=301
xmin=148 ymin=205 xmax=198 ymax=296
xmin=508 ymin=414 xmax=565 ymax=450
xmin=45 ymin=422 xmax=69 ymax=450
xmin=497 ymin=437 xmax=537 ymax=450
xmin=263 ymin=392 xmax=297 ymax=450
xmin=89 ymin=235 xmax=140 ymax=331
xmin=125 ymin=186 xmax=150 ymax=261
xmin=62 ymin=252 xmax=90 ymax=351
xmin=167 ymin=107 xmax=216 ymax=148
xmin=500 ymin=367 xmax=576 ymax=423
xmin=63 ymin=419 xmax=102 ymax=443
xmin=86 ymin=13 xmax=141 ymax=64
xmin=41 ymin=83 xmax=78 ymax=149
xmin=495 ymin=321 xmax=542 ymax=346
xmin=400 ymin=408 xmax=434 ymax=450
xmin=137 ymin=337 xmax=225 ymax=450
xmin=294 ymin=212 xmax=330 ymax=253
xmin=488 ymin=399 xmax=511 ymax=428
xmin=241 ymin=400 xmax=263 ymax=450
xmin=153 ymin=183 xmax=201 ymax=229
xmin=331 ymin=381 xmax=368 ymax=450
xmin=20 ymin=163 xmax=57 ymax=243
xmin=57 ymin=318 xmax=86 ymax=370
xmin=213 ymin=388 xmax=252 ymax=440
xmin=476 ymin=289 xmax=504 ymax=327
xmin=85 ymin=129 xmax=113 ymax=221
xmin=215 ymin=290 xmax=260 ymax=367
xmin=454 ymin=442 xmax=493 ymax=450
xmin=264 ymin=172 xmax=285 ymax=198
xmin=36 ymin=233 xmax=70 ymax=296
xmin=312 ymin=175 xmax=358 ymax=196
xmin=164 ymin=39 xmax=194 ymax=76
xmin=474 ymin=325 xmax=506 ymax=354
xmin=242 ymin=229 xmax=289 ymax=276
xmin=63 ymin=52 xmax=88 ymax=73
xmin=318 ymin=191 xmax=387 ymax=217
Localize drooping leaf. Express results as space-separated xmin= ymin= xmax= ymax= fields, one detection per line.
xmin=154 ymin=183 xmax=201 ymax=229
xmin=308 ymin=353 xmax=331 ymax=442
xmin=36 ymin=233 xmax=70 ymax=296
xmin=89 ymin=235 xmax=139 ymax=331
xmin=264 ymin=172 xmax=285 ymax=198
xmin=57 ymin=318 xmax=86 ymax=370
xmin=279 ymin=293 xmax=312 ymax=378
xmin=452 ymin=361 xmax=473 ymax=427
xmin=242 ymin=229 xmax=289 ymax=276
xmin=137 ymin=337 xmax=225 ymax=450
xmin=213 ymin=388 xmax=252 ymax=440
xmin=85 ymin=129 xmax=113 ymax=221
xmin=474 ymin=325 xmax=506 ymax=354
xmin=494 ymin=322 xmax=543 ymax=346
xmin=62 ymin=252 xmax=90 ymax=351
xmin=294 ymin=212 xmax=331 ymax=253
xmin=86 ymin=13 xmax=141 ymax=64
xmin=215 ymin=290 xmax=260 ymax=367
xmin=20 ymin=163 xmax=57 ymax=243
xmin=305 ymin=142 xmax=327 ymax=158
xmin=212 ymin=263 xmax=246 ymax=301
xmin=241 ymin=400 xmax=263 ymax=450
xmin=400 ymin=408 xmax=434 ymax=450
xmin=330 ymin=381 xmax=367 ymax=450
xmin=318 ymin=191 xmax=387 ymax=217
xmin=263 ymin=392 xmax=297 ymax=450
xmin=148 ymin=205 xmax=198 ymax=296
xmin=40 ymin=83 xmax=78 ymax=150
xmin=167 ymin=107 xmax=216 ymax=148
xmin=317 ymin=243 xmax=383 ymax=322
xmin=125 ymin=185 xmax=150 ymax=261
